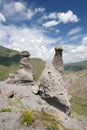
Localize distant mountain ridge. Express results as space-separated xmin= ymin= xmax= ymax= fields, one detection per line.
xmin=64 ymin=61 xmax=87 ymax=72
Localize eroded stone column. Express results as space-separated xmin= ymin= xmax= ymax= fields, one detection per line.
xmin=20 ymin=51 xmax=33 ymax=74
xmin=52 ymin=46 xmax=64 ymax=74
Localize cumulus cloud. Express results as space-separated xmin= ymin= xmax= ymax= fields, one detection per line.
xmin=44 ymin=10 xmax=79 ymax=23
xmin=43 ymin=20 xmax=59 ymax=28
xmin=68 ymin=27 xmax=82 ymax=36
xmin=15 ymin=2 xmax=25 ymax=12
xmin=42 ymin=10 xmax=79 ymax=28
xmin=58 ymin=10 xmax=79 ymax=23
xmin=0 ymin=13 xmax=6 ymax=23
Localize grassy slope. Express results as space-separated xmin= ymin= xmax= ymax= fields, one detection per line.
xmin=0 ymin=46 xmax=44 ymax=81
xmin=69 ymin=69 xmax=87 ymax=116
xmin=21 ymin=109 xmax=68 ymax=130
xmin=30 ymin=58 xmax=45 ymax=82
xmin=0 ymin=46 xmax=20 ymax=80
xmin=64 ymin=61 xmax=87 ymax=72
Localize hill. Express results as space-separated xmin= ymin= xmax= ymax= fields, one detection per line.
xmin=64 ymin=61 xmax=87 ymax=72
xmin=0 ymin=46 xmax=20 ymax=80
xmin=68 ymin=69 xmax=87 ymax=116
xmin=0 ymin=46 xmax=45 ymax=81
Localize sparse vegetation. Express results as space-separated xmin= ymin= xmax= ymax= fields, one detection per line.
xmin=0 ymin=108 xmax=12 ymax=112
xmin=30 ymin=58 xmax=45 ymax=82
xmin=64 ymin=61 xmax=87 ymax=72
xmin=21 ymin=110 xmax=34 ymax=126
xmin=20 ymin=109 xmax=67 ymax=130
xmin=71 ymin=95 xmax=87 ymax=116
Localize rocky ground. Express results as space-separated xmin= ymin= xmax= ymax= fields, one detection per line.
xmin=0 ymin=82 xmax=87 ymax=130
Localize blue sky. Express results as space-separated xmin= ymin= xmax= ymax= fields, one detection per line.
xmin=0 ymin=0 xmax=87 ymax=63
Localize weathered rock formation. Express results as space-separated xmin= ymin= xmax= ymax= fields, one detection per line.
xmin=52 ymin=46 xmax=64 ymax=74
xmin=39 ymin=62 xmax=71 ymax=114
xmin=6 ymin=51 xmax=34 ymax=84
xmin=6 ymin=47 xmax=71 ymax=115
xmin=39 ymin=46 xmax=71 ymax=114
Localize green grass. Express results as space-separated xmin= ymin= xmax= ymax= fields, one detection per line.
xmin=64 ymin=61 xmax=87 ymax=72
xmin=0 ymin=64 xmax=19 ymax=81
xmin=71 ymin=95 xmax=87 ymax=116
xmin=0 ymin=108 xmax=12 ymax=112
xmin=30 ymin=58 xmax=45 ymax=82
xmin=0 ymin=45 xmax=19 ymax=57
xmin=21 ymin=109 xmax=67 ymax=130
xmin=21 ymin=110 xmax=34 ymax=126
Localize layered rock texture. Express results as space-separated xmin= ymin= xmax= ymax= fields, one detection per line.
xmin=6 ymin=51 xmax=34 ymax=84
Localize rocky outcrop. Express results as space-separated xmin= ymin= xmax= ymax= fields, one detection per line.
xmin=52 ymin=46 xmax=64 ymax=74
xmin=6 ymin=51 xmax=34 ymax=84
xmin=5 ymin=47 xmax=71 ymax=115
xmin=39 ymin=62 xmax=71 ymax=114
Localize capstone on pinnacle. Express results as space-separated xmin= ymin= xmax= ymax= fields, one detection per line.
xmin=52 ymin=46 xmax=64 ymax=74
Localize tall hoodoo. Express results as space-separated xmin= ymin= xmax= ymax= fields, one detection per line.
xmin=52 ymin=46 xmax=64 ymax=74
xmin=6 ymin=51 xmax=34 ymax=84
xmin=20 ymin=51 xmax=33 ymax=74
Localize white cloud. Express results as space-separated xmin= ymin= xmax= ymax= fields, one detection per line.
xmin=1 ymin=1 xmax=45 ymax=21
xmin=26 ymin=9 xmax=35 ymax=19
xmin=35 ymin=7 xmax=45 ymax=13
xmin=44 ymin=10 xmax=79 ymax=23
xmin=15 ymin=2 xmax=25 ymax=12
xmin=58 ymin=10 xmax=79 ymax=23
xmin=63 ymin=36 xmax=87 ymax=63
xmin=43 ymin=20 xmax=59 ymax=28
xmin=0 ymin=23 xmax=87 ymax=63
xmin=0 ymin=1 xmax=86 ymax=63
xmin=68 ymin=27 xmax=82 ymax=36
xmin=82 ymin=36 xmax=87 ymax=45
xmin=0 ymin=13 xmax=6 ymax=23
xmin=0 ymin=24 xmax=57 ymax=61
xmin=55 ymin=29 xmax=60 ymax=33
xmin=27 ymin=7 xmax=45 ymax=19
xmin=42 ymin=10 xmax=79 ymax=28
xmin=46 ymin=12 xmax=57 ymax=19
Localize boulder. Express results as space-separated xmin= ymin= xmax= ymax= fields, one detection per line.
xmin=31 ymin=84 xmax=39 ymax=94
